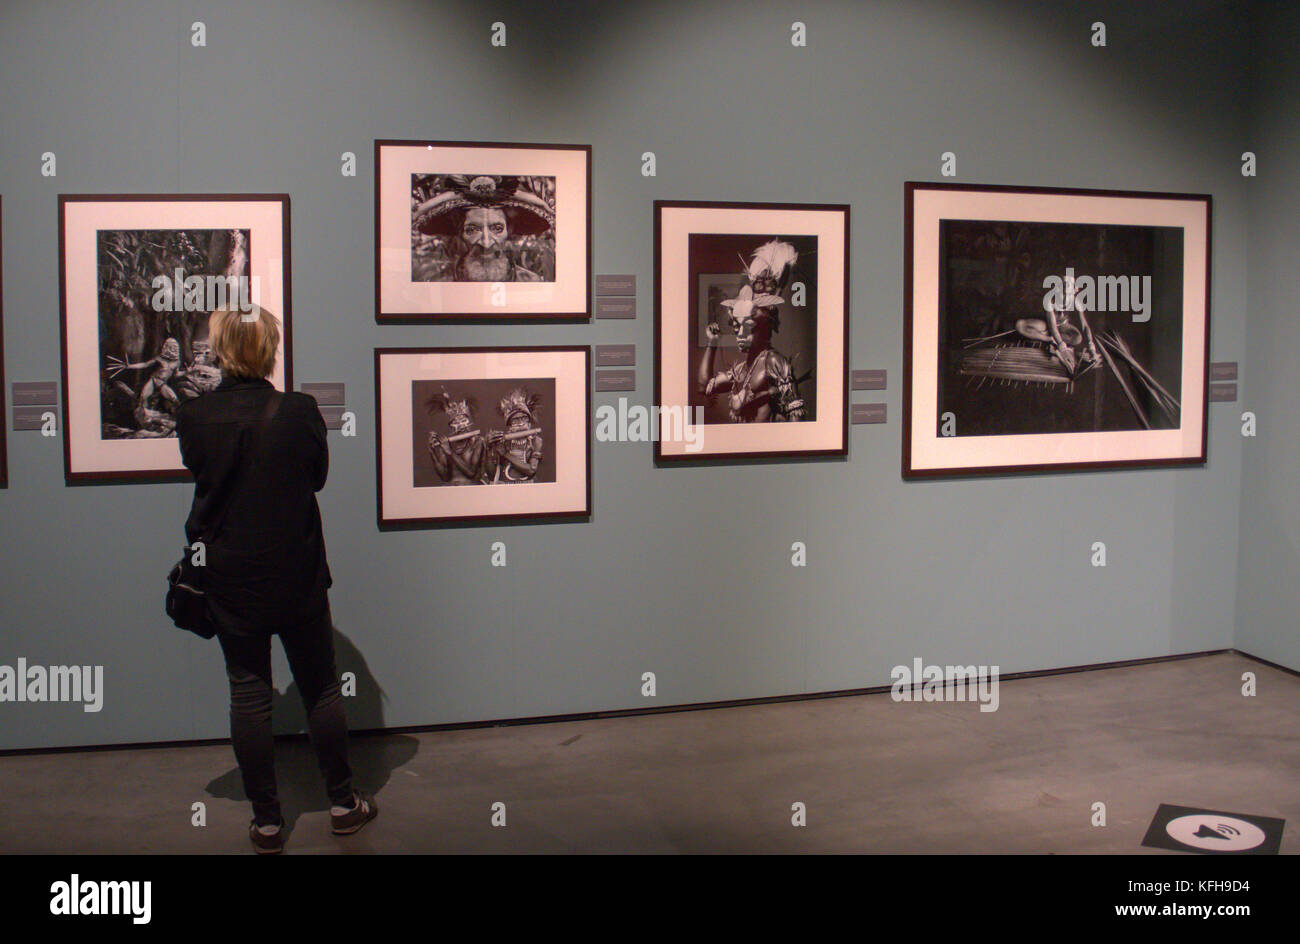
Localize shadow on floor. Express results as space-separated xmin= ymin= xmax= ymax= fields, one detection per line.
xmin=204 ymin=625 xmax=418 ymax=831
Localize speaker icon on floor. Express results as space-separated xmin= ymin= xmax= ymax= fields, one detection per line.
xmin=1141 ymin=804 xmax=1283 ymax=854
xmin=1168 ymin=815 xmax=1262 ymax=851
xmin=1191 ymin=822 xmax=1239 ymax=841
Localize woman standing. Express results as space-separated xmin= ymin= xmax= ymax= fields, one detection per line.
xmin=175 ymin=305 xmax=377 ymax=853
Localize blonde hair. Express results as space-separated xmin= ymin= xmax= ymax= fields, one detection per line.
xmin=208 ymin=304 xmax=280 ymax=379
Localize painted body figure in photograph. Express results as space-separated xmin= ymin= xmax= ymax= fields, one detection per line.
xmin=489 ymin=388 xmax=545 ymax=483
xmin=97 ymin=229 xmax=246 ymax=439
xmin=412 ymin=378 xmax=555 ymax=488
xmin=939 ymin=219 xmax=1183 ymax=436
xmin=692 ymin=236 xmax=816 ymax=424
xmin=423 ymin=387 xmax=487 ymax=485
xmin=411 ymin=174 xmax=555 ymax=283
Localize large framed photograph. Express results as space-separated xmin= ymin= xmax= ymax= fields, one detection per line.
xmin=655 ymin=201 xmax=849 ymax=462
xmin=375 ymin=346 xmax=591 ymax=527
xmin=904 ymin=182 xmax=1210 ymax=478
xmin=59 ymin=194 xmax=292 ymax=484
xmin=374 ymin=140 xmax=591 ymax=322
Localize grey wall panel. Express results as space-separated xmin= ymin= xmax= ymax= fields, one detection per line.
xmin=1236 ymin=1 xmax=1300 ymax=670
xmin=0 ymin=0 xmax=1252 ymax=749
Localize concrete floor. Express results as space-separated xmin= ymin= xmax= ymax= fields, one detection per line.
xmin=1 ymin=651 xmax=1295 ymax=853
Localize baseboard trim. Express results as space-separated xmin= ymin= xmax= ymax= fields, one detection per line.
xmin=2 ymin=646 xmax=1287 ymax=758
xmin=1232 ymin=648 xmax=1300 ymax=678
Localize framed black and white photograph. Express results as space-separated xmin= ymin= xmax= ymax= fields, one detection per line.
xmin=904 ymin=182 xmax=1211 ymax=478
xmin=59 ymin=194 xmax=292 ymax=484
xmin=374 ymin=140 xmax=591 ymax=322
xmin=375 ymin=346 xmax=591 ymax=526
xmin=655 ymin=201 xmax=849 ymax=462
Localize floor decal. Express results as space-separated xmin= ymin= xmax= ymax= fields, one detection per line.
xmin=1142 ymin=804 xmax=1284 ymax=855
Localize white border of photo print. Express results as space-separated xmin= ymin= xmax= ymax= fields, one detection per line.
xmin=375 ymin=141 xmax=591 ymax=321
xmin=375 ymin=347 xmax=591 ymax=527
xmin=904 ymin=183 xmax=1209 ymax=477
xmin=60 ymin=195 xmax=290 ymax=483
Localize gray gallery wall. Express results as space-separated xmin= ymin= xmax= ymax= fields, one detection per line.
xmin=0 ymin=0 xmax=1258 ymax=750
xmin=1236 ymin=1 xmax=1300 ymax=669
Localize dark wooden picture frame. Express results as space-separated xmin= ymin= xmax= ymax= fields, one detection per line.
xmin=375 ymin=345 xmax=592 ymax=528
xmin=903 ymin=181 xmax=1211 ymax=479
xmin=374 ymin=139 xmax=592 ymax=323
xmin=654 ymin=200 xmax=850 ymax=464
xmin=59 ymin=193 xmax=293 ymax=485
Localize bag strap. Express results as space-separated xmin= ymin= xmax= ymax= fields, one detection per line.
xmin=203 ymin=390 xmax=284 ymax=544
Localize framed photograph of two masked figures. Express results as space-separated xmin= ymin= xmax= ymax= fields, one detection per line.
xmin=903 ymin=183 xmax=1210 ymax=478
xmin=59 ymin=194 xmax=292 ymax=484
xmin=375 ymin=346 xmax=591 ymax=527
xmin=655 ymin=201 xmax=849 ymax=462
xmin=374 ymin=140 xmax=591 ymax=322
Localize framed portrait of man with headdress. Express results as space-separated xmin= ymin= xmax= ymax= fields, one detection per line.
xmin=375 ymin=346 xmax=591 ymax=526
xmin=375 ymin=140 xmax=591 ymax=322
xmin=655 ymin=201 xmax=850 ymax=462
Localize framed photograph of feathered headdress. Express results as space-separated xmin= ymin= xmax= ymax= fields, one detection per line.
xmin=654 ymin=201 xmax=850 ymax=462
xmin=903 ymin=182 xmax=1210 ymax=478
xmin=375 ymin=346 xmax=591 ymax=527
xmin=375 ymin=140 xmax=591 ymax=322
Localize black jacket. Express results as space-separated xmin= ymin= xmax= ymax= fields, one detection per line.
xmin=175 ymin=376 xmax=332 ymax=633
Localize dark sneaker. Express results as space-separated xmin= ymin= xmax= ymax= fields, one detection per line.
xmin=249 ymin=820 xmax=286 ymax=854
xmin=331 ymin=792 xmax=378 ymax=835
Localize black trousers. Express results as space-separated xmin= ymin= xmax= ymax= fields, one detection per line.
xmin=215 ymin=597 xmax=354 ymax=826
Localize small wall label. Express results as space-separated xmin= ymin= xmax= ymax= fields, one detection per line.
xmin=851 ymin=403 xmax=887 ymax=424
xmin=596 ymin=274 xmax=636 ymax=296
xmin=319 ymin=405 xmax=346 ymax=429
xmin=596 ymin=297 xmax=636 ymax=319
xmin=851 ymin=369 xmax=887 ymax=391
xmin=13 ymin=406 xmax=54 ymax=430
xmin=301 ymin=382 xmax=346 ymax=405
xmin=12 ymin=382 xmax=58 ymax=406
xmin=595 ymin=345 xmax=635 ymax=367
xmin=595 ymin=369 xmax=635 ymax=392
